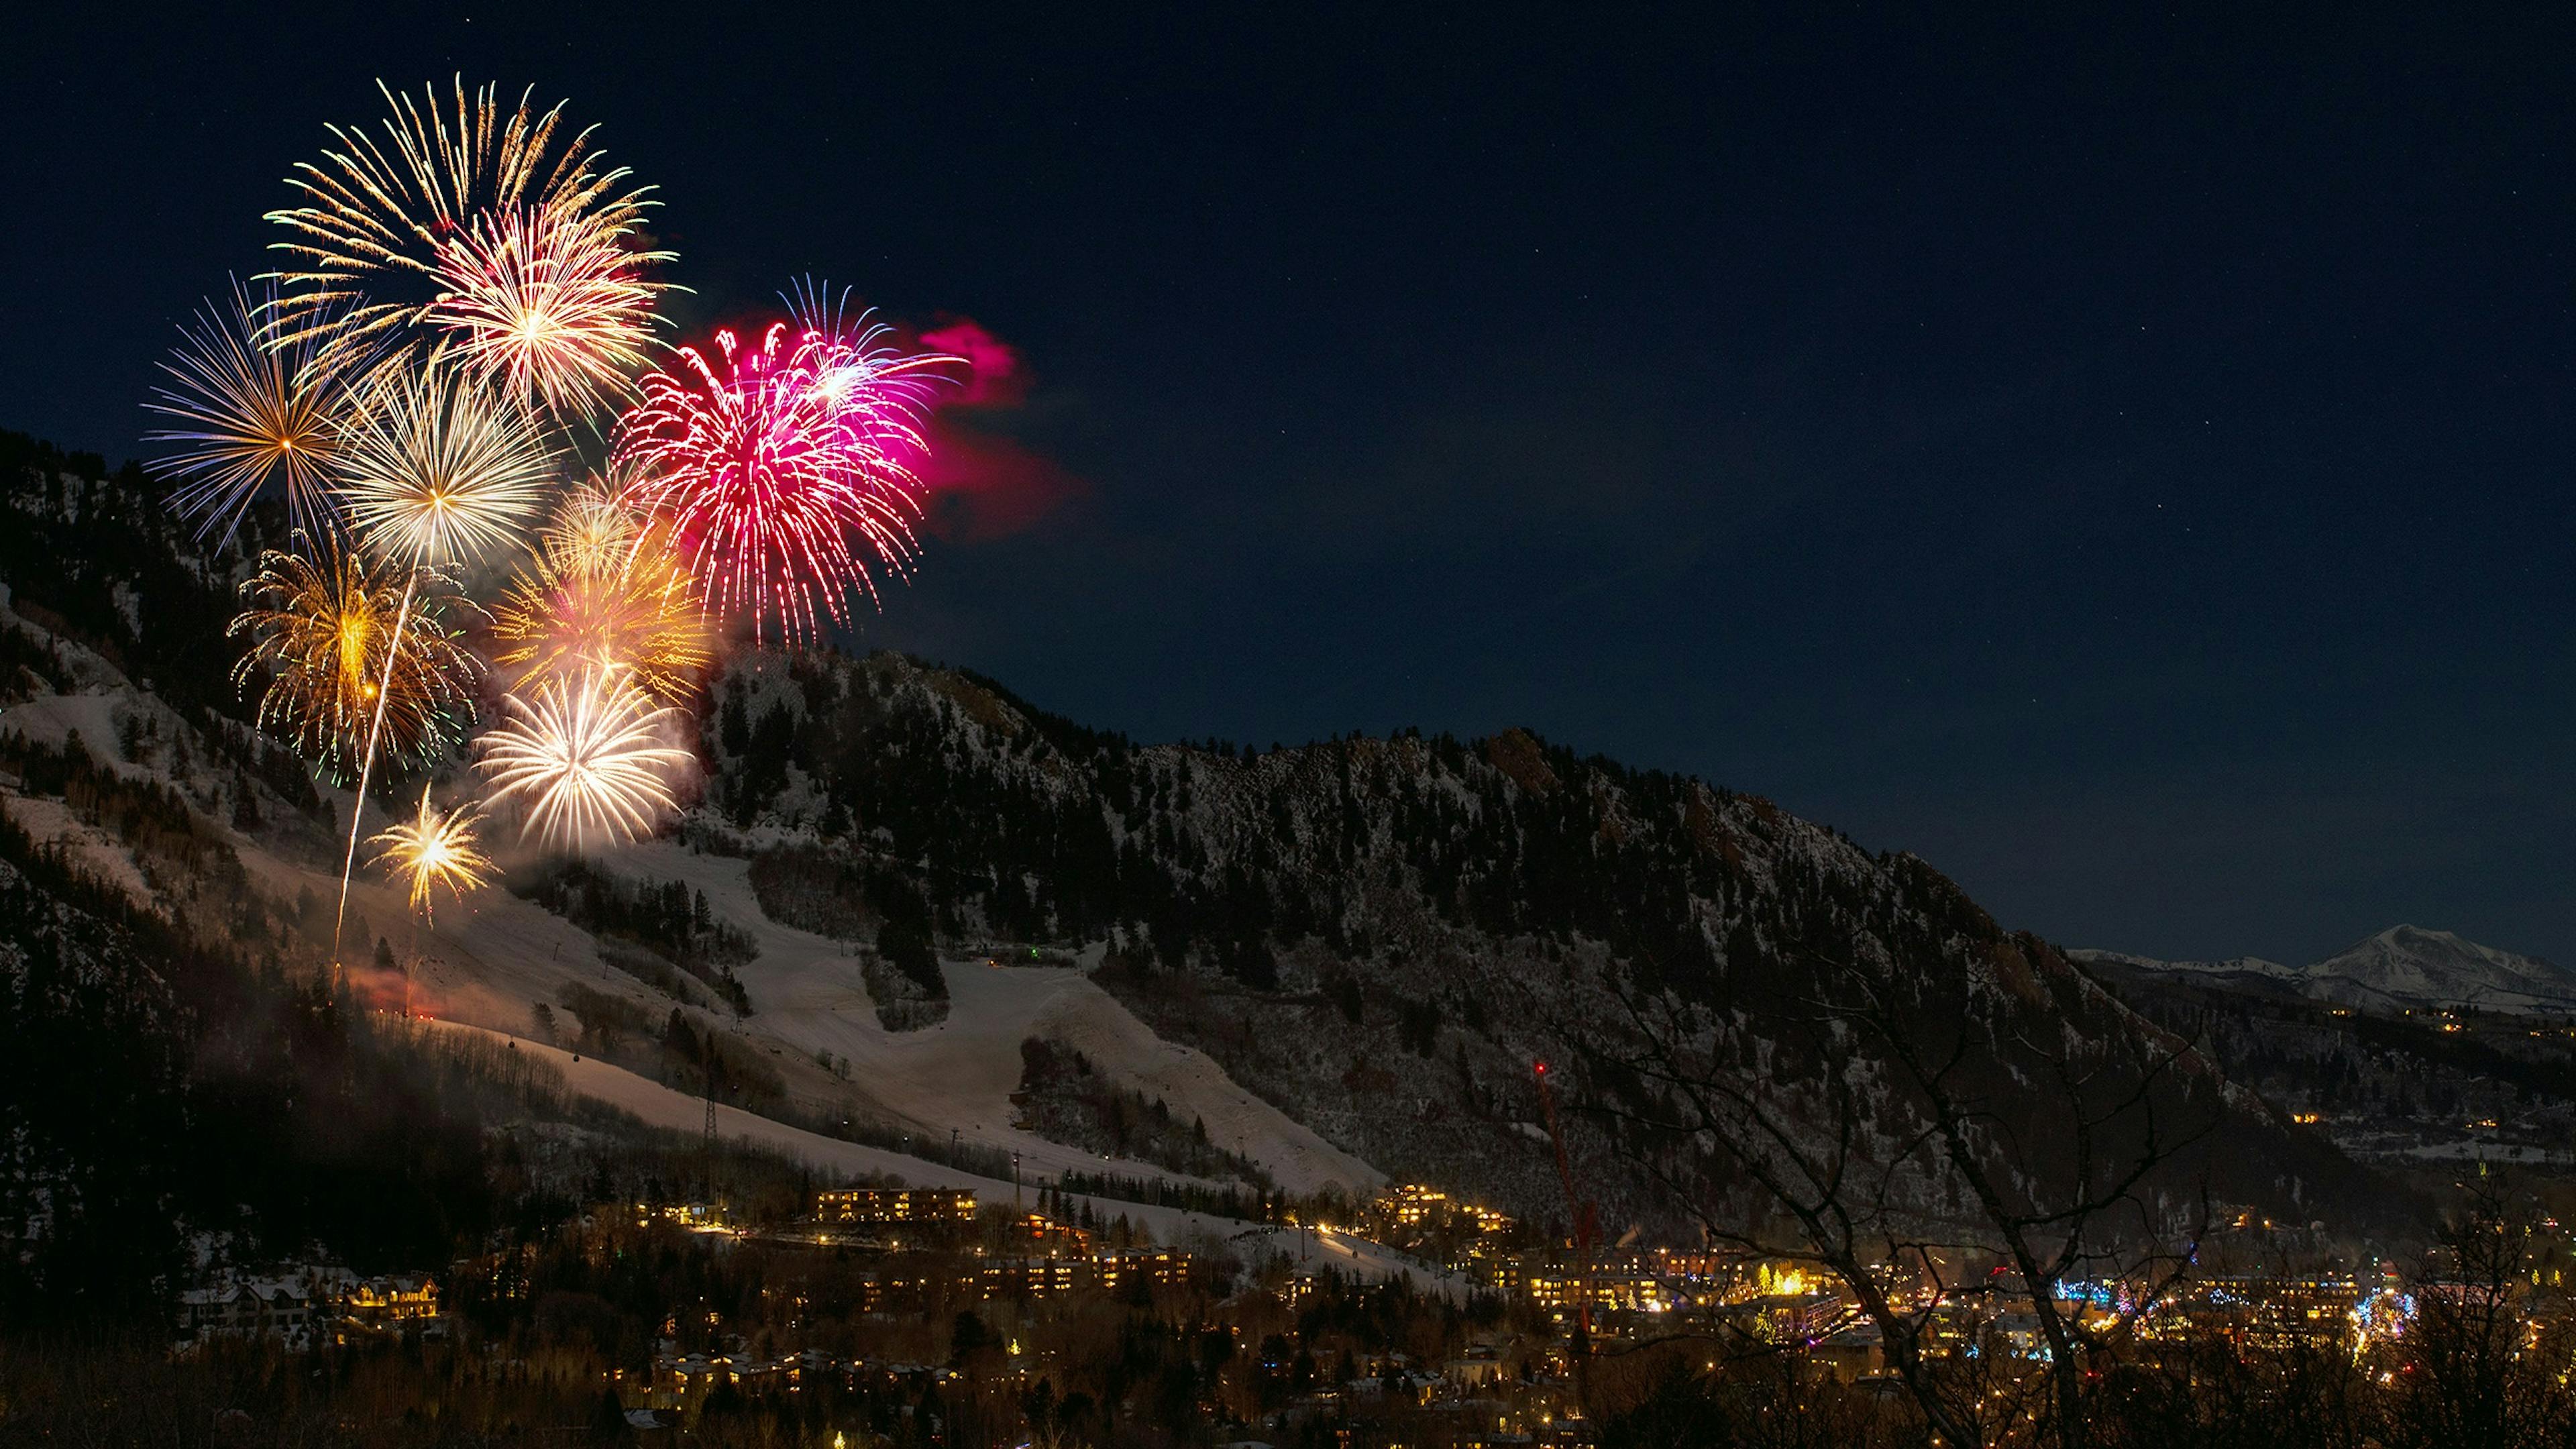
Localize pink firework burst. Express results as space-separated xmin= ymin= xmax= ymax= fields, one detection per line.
xmin=615 ymin=307 xmax=952 ymax=644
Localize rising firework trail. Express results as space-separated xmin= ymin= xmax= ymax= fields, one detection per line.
xmin=325 ymin=356 xmax=553 ymax=959
xmin=145 ymin=277 xmax=349 ymax=543
xmin=616 ymin=301 xmax=952 ymax=644
xmin=476 ymin=665 xmax=692 ymax=849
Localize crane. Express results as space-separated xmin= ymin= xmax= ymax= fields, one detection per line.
xmin=1534 ymin=1059 xmax=1598 ymax=1414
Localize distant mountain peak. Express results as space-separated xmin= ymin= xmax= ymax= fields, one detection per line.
xmin=2084 ymin=924 xmax=2576 ymax=1015
xmin=2308 ymin=924 xmax=2576 ymax=1012
xmin=2067 ymin=949 xmax=2300 ymax=981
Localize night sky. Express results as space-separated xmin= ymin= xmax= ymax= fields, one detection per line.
xmin=7 ymin=6 xmax=2574 ymax=967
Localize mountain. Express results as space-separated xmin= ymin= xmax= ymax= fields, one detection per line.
xmin=2072 ymin=949 xmax=2304 ymax=991
xmin=2309 ymin=926 xmax=2576 ymax=1014
xmin=0 ymin=429 xmax=2408 ymax=1253
xmin=691 ymin=647 xmax=2396 ymax=1238
xmin=2076 ymin=926 xmax=2576 ymax=1017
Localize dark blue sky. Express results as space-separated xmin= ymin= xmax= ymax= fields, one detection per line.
xmin=8 ymin=5 xmax=2574 ymax=966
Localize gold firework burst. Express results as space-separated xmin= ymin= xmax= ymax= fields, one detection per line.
xmin=335 ymin=358 xmax=557 ymax=567
xmin=368 ymin=786 xmax=494 ymax=918
xmin=262 ymin=77 xmax=666 ymax=394
xmin=543 ymin=474 xmax=643 ymax=580
xmin=491 ymin=486 xmax=710 ymax=703
xmin=229 ymin=536 xmax=478 ymax=778
xmin=476 ymin=665 xmax=692 ymax=849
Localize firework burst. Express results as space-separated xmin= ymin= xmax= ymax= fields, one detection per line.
xmin=541 ymin=472 xmax=645 ymax=578
xmin=616 ymin=307 xmax=950 ymax=643
xmin=368 ymin=786 xmax=493 ymax=918
xmin=262 ymin=78 xmax=665 ymax=389
xmin=336 ymin=358 xmax=557 ymax=567
xmin=491 ymin=484 xmax=710 ymax=702
xmin=229 ymin=537 xmax=476 ymax=777
xmin=476 ymin=665 xmax=692 ymax=849
xmin=145 ymin=277 xmax=350 ymax=542
xmin=425 ymin=201 xmax=666 ymax=417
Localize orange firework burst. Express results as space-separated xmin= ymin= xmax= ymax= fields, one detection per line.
xmin=262 ymin=77 xmax=667 ymax=398
xmin=368 ymin=786 xmax=493 ymax=918
xmin=476 ymin=665 xmax=692 ymax=849
xmin=491 ymin=484 xmax=710 ymax=702
xmin=228 ymin=535 xmax=477 ymax=778
xmin=541 ymin=472 xmax=645 ymax=578
xmin=146 ymin=276 xmax=350 ymax=541
xmin=335 ymin=358 xmax=557 ymax=566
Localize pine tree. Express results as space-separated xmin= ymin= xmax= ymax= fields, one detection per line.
xmin=229 ymin=769 xmax=260 ymax=831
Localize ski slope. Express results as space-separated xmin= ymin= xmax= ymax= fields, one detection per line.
xmin=604 ymin=839 xmax=1381 ymax=1195
xmin=0 ymin=628 xmax=1386 ymax=1203
xmin=213 ymin=816 xmax=1381 ymax=1197
xmin=429 ymin=1020 xmax=1450 ymax=1290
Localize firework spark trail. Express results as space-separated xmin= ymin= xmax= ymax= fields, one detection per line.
xmin=146 ymin=277 xmax=348 ymax=543
xmin=616 ymin=307 xmax=953 ymax=644
xmin=332 ymin=570 xmax=420 ymax=962
xmin=476 ymin=665 xmax=692 ymax=849
xmin=368 ymin=785 xmax=493 ymax=920
xmin=326 ymin=357 xmax=551 ymax=961
xmin=262 ymin=78 xmax=665 ymax=393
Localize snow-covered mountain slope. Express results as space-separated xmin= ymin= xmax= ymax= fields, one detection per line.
xmin=422 ymin=1021 xmax=1444 ymax=1291
xmin=0 ymin=434 xmax=2403 ymax=1244
xmin=220 ymin=823 xmax=1381 ymax=1197
xmin=2077 ymin=926 xmax=2576 ymax=1016
xmin=676 ymin=646 xmax=2402 ymax=1237
xmin=2308 ymin=926 xmax=2576 ymax=1014
xmin=2070 ymin=949 xmax=2303 ymax=985
xmin=0 ymin=561 xmax=1373 ymax=1205
xmin=595 ymin=839 xmax=1380 ymax=1195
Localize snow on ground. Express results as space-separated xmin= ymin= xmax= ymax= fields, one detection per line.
xmin=213 ymin=825 xmax=1382 ymax=1199
xmin=593 ymin=839 xmax=1384 ymax=1197
xmin=0 ymin=789 xmax=154 ymax=903
xmin=427 ymin=1020 xmax=1454 ymax=1293
xmin=0 ymin=690 xmax=125 ymax=757
xmin=0 ymin=629 xmax=1385 ymax=1201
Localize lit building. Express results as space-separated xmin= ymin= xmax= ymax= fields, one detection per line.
xmin=176 ymin=1279 xmax=315 ymax=1345
xmin=344 ymin=1273 xmax=441 ymax=1329
xmin=814 ymin=1187 xmax=977 ymax=1224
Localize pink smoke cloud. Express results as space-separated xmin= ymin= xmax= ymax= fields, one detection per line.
xmin=890 ymin=315 xmax=1085 ymax=540
xmin=916 ymin=416 xmax=1088 ymax=543
xmin=920 ymin=317 xmax=1026 ymax=407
